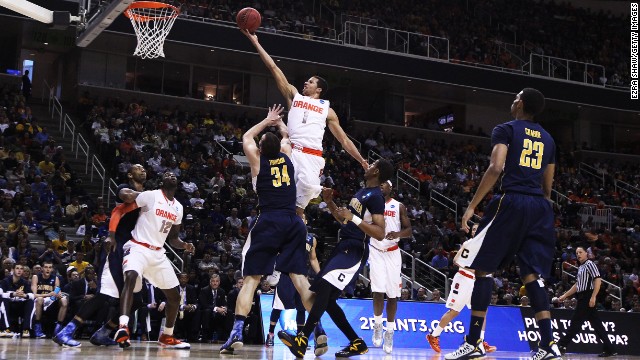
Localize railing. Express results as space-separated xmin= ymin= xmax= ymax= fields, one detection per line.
xmin=76 ymin=133 xmax=90 ymax=173
xmin=578 ymin=206 xmax=612 ymax=231
xmin=397 ymin=169 xmax=420 ymax=193
xmin=164 ymin=244 xmax=184 ymax=273
xmin=551 ymin=189 xmax=571 ymax=205
xmin=52 ymin=96 xmax=63 ymax=131
xmin=614 ymin=179 xmax=640 ymax=197
xmin=562 ymin=262 xmax=621 ymax=301
xmin=342 ymin=21 xmax=449 ymax=61
xmin=579 ymin=162 xmax=605 ymax=186
xmin=400 ymin=249 xmax=450 ymax=298
xmin=42 ymin=79 xmax=53 ymax=108
xmin=62 ymin=114 xmax=76 ymax=152
xmin=90 ymin=155 xmax=107 ymax=199
xmin=367 ymin=149 xmax=382 ymax=164
xmin=528 ymin=53 xmax=606 ymax=86
xmin=107 ymin=178 xmax=118 ymax=207
xmin=430 ymin=189 xmax=458 ymax=224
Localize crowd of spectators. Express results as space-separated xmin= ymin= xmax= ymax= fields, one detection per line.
xmin=0 ymin=82 xmax=638 ymax=343
xmin=171 ymin=0 xmax=629 ymax=85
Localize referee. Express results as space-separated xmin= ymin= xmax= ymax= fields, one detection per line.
xmin=556 ymin=246 xmax=616 ymax=357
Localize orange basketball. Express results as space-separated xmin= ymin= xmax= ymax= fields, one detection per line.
xmin=236 ymin=7 xmax=261 ymax=32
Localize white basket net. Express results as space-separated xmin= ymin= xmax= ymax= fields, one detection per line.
xmin=125 ymin=2 xmax=179 ymax=59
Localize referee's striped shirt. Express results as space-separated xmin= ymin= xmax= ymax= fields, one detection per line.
xmin=576 ymin=259 xmax=601 ymax=292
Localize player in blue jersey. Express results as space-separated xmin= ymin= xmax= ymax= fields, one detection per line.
xmin=53 ymin=164 xmax=146 ymax=347
xmin=265 ymin=231 xmax=327 ymax=355
xmin=279 ymin=158 xmax=394 ymax=358
xmin=445 ymin=88 xmax=560 ymax=360
xmin=220 ymin=105 xmax=317 ymax=355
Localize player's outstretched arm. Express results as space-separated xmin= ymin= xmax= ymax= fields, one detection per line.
xmin=241 ymin=29 xmax=297 ymax=106
xmin=242 ymin=105 xmax=285 ymax=177
xmin=118 ymin=188 xmax=140 ymax=203
xmin=326 ymin=108 xmax=368 ymax=170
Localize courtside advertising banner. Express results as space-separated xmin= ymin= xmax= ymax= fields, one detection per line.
xmin=260 ymin=295 xmax=640 ymax=355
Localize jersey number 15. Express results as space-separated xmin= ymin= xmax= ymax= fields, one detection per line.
xmin=519 ymin=139 xmax=544 ymax=169
xmin=271 ymin=165 xmax=291 ymax=187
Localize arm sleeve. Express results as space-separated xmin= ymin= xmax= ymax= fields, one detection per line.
xmin=491 ymin=124 xmax=512 ymax=147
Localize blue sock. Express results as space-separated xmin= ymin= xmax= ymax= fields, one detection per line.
xmin=468 ymin=316 xmax=484 ymax=345
xmin=538 ymin=318 xmax=552 ymax=346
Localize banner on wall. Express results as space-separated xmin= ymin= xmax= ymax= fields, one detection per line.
xmin=259 ymin=295 xmax=640 ymax=355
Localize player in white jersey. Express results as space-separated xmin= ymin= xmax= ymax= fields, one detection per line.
xmin=242 ymin=29 xmax=369 ymax=217
xmin=369 ymin=180 xmax=412 ymax=354
xmin=114 ymin=172 xmax=195 ymax=349
xmin=426 ymin=224 xmax=497 ymax=354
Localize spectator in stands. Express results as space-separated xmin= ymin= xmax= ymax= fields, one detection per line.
xmin=430 ymin=247 xmax=449 ymax=270
xmin=175 ymin=273 xmax=199 ymax=343
xmin=60 ymin=240 xmax=76 ymax=265
xmin=225 ymin=208 xmax=241 ymax=237
xmin=8 ymin=232 xmax=31 ymax=262
xmin=199 ymin=274 xmax=228 ymax=342
xmin=400 ymin=288 xmax=411 ymax=301
xmin=198 ymin=252 xmax=218 ymax=273
xmin=416 ymin=287 xmax=428 ymax=301
xmin=38 ymin=239 xmax=62 ymax=265
xmin=37 ymin=156 xmax=55 ymax=176
xmin=7 ymin=217 xmax=28 ymax=242
xmin=429 ymin=289 xmax=444 ymax=303
xmin=68 ymin=252 xmax=90 ymax=276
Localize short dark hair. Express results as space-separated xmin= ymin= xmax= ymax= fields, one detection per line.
xmin=520 ymin=88 xmax=545 ymax=117
xmin=260 ymin=132 xmax=281 ymax=159
xmin=376 ymin=159 xmax=394 ymax=183
xmin=314 ymin=76 xmax=329 ymax=96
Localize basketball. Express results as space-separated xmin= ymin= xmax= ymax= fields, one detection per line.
xmin=236 ymin=7 xmax=261 ymax=32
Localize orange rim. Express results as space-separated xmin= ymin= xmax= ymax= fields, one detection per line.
xmin=124 ymin=1 xmax=180 ymax=22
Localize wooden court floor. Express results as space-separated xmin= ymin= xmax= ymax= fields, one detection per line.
xmin=0 ymin=339 xmax=637 ymax=359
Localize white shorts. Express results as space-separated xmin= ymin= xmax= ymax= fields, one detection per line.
xmin=122 ymin=241 xmax=179 ymax=290
xmin=445 ymin=269 xmax=475 ymax=312
xmin=368 ymin=245 xmax=402 ymax=298
xmin=100 ymin=254 xmax=119 ymax=298
xmin=290 ymin=149 xmax=325 ymax=209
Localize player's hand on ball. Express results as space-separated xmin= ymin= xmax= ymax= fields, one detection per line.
xmin=241 ymin=28 xmax=258 ymax=41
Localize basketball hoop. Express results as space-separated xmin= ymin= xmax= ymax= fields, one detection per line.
xmin=124 ymin=1 xmax=179 ymax=59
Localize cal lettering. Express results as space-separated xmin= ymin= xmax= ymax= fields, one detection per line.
xmin=155 ymin=208 xmax=177 ymax=222
xmin=384 ymin=210 xmax=396 ymax=217
xmin=525 ymin=128 xmax=541 ymax=138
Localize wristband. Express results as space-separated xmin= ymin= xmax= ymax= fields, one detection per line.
xmin=351 ymin=216 xmax=362 ymax=226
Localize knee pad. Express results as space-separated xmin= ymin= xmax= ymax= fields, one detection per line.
xmin=525 ymin=279 xmax=550 ymax=313
xmin=470 ymin=277 xmax=493 ymax=312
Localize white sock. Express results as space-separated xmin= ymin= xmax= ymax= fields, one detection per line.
xmin=119 ymin=315 xmax=129 ymax=327
xmin=481 ymin=330 xmax=485 ymax=340
xmin=387 ymin=321 xmax=396 ymax=331
xmin=163 ymin=326 xmax=174 ymax=336
xmin=432 ymin=325 xmax=444 ymax=337
xmin=374 ymin=315 xmax=383 ymax=325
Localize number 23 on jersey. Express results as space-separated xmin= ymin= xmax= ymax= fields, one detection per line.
xmin=271 ymin=165 xmax=291 ymax=187
xmin=519 ymin=139 xmax=544 ymax=169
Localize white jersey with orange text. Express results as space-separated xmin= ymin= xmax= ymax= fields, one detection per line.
xmin=370 ymin=198 xmax=402 ymax=251
xmin=287 ymin=93 xmax=330 ymax=150
xmin=130 ymin=189 xmax=183 ymax=248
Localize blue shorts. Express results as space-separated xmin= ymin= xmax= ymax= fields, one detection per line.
xmin=242 ymin=211 xmax=307 ymax=276
xmin=272 ymin=275 xmax=304 ymax=311
xmin=457 ymin=193 xmax=555 ymax=278
xmin=311 ymin=238 xmax=368 ymax=291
